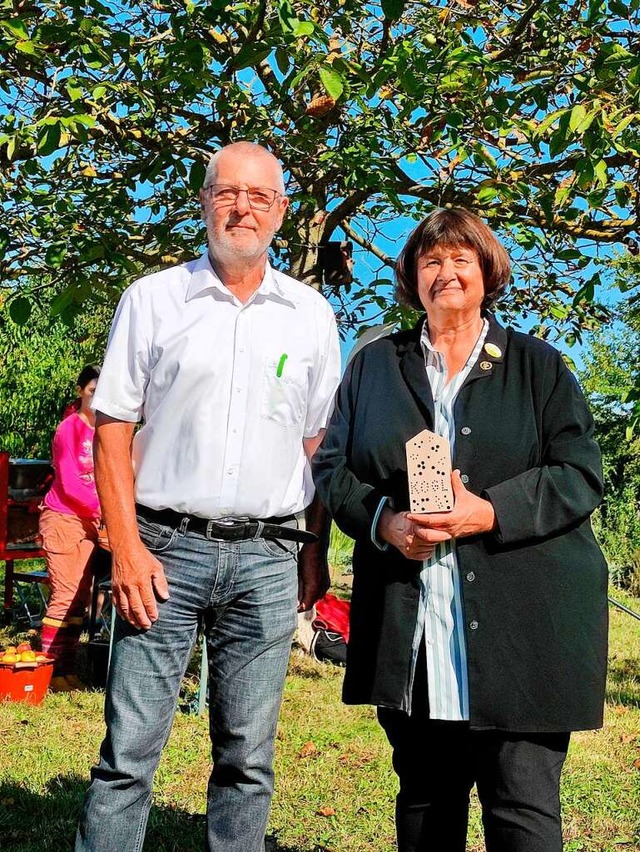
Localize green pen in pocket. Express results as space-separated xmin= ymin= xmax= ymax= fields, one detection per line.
xmin=276 ymin=353 xmax=288 ymax=378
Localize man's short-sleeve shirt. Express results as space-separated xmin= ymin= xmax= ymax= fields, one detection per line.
xmin=93 ymin=252 xmax=341 ymax=518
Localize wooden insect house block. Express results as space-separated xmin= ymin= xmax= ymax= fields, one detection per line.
xmin=406 ymin=429 xmax=454 ymax=514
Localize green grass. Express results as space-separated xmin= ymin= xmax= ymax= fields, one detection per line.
xmin=1 ymin=563 xmax=639 ymax=851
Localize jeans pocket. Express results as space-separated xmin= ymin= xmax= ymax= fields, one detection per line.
xmin=259 ymin=536 xmax=299 ymax=560
xmin=137 ymin=516 xmax=179 ymax=554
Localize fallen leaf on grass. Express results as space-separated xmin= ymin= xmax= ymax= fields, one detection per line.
xmin=298 ymin=740 xmax=317 ymax=758
xmin=317 ymin=806 xmax=336 ymax=817
xmin=620 ymin=733 xmax=636 ymax=744
xmin=610 ymin=705 xmax=629 ymax=715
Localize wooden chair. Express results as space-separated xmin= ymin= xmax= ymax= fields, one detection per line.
xmin=0 ymin=451 xmax=53 ymax=624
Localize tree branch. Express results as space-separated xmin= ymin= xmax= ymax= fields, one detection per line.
xmin=341 ymin=220 xmax=395 ymax=267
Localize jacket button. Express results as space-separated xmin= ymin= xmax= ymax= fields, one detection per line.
xmin=461 ymin=426 xmax=471 ymax=436
xmin=469 ymin=620 xmax=479 ymax=630
xmin=461 ymin=474 xmax=469 ymax=484
xmin=466 ymin=571 xmax=475 ymax=582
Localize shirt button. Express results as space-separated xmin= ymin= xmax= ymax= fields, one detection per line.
xmin=466 ymin=571 xmax=475 ymax=582
xmin=469 ymin=620 xmax=479 ymax=630
xmin=461 ymin=474 xmax=469 ymax=484
xmin=227 ymin=468 xmax=234 ymax=475
xmin=461 ymin=426 xmax=471 ymax=436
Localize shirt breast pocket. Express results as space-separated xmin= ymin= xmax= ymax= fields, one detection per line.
xmin=260 ymin=359 xmax=306 ymax=428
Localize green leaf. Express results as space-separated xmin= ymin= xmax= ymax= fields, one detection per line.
xmin=476 ymin=184 xmax=499 ymax=203
xmin=73 ymin=114 xmax=97 ymax=128
xmin=0 ymin=228 xmax=10 ymax=259
xmin=81 ymin=244 xmax=105 ymax=263
xmin=548 ymin=114 xmax=570 ymax=157
xmin=66 ymin=81 xmax=84 ymax=102
xmin=275 ymin=47 xmax=290 ymax=75
xmin=610 ymin=0 xmax=629 ymax=16
xmin=232 ymin=44 xmax=272 ymax=70
xmin=319 ymin=66 xmax=344 ymax=100
xmin=534 ymin=107 xmax=568 ymax=137
xmin=291 ymin=20 xmax=314 ymax=37
xmin=189 ymin=159 xmax=206 ymax=192
xmin=0 ymin=18 xmax=29 ymax=39
xmin=15 ymin=39 xmax=37 ymax=54
xmin=45 ymin=244 xmax=67 ymax=268
xmin=556 ymin=248 xmax=582 ymax=260
xmin=277 ymin=0 xmax=297 ymax=33
xmin=569 ymin=104 xmax=587 ymax=132
xmin=612 ymin=112 xmax=638 ymax=137
xmin=50 ymin=287 xmax=75 ymax=317
xmin=594 ymin=159 xmax=608 ymax=187
xmin=37 ymin=122 xmax=61 ymax=157
xmin=9 ymin=296 xmax=32 ymax=325
xmin=381 ymin=0 xmax=405 ymax=21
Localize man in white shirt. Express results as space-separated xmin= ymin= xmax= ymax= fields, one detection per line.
xmin=75 ymin=142 xmax=341 ymax=852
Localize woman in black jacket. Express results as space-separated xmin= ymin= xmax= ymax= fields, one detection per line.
xmin=312 ymin=208 xmax=608 ymax=852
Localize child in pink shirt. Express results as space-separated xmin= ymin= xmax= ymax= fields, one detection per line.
xmin=40 ymin=365 xmax=102 ymax=691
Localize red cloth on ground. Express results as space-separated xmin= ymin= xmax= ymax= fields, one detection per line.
xmin=313 ymin=593 xmax=350 ymax=644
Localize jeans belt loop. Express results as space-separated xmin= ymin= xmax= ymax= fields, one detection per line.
xmin=178 ymin=516 xmax=189 ymax=535
xmin=252 ymin=520 xmax=265 ymax=541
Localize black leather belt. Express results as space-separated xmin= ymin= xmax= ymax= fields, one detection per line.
xmin=135 ymin=504 xmax=318 ymax=544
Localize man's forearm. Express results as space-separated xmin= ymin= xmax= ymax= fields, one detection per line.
xmin=94 ymin=414 xmax=140 ymax=553
xmin=303 ymin=492 xmax=331 ymax=553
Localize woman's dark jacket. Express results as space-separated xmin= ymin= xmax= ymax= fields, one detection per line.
xmin=312 ymin=314 xmax=608 ymax=732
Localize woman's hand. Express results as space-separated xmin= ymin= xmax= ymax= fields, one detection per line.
xmin=408 ymin=470 xmax=497 ymax=542
xmin=377 ymin=506 xmax=449 ymax=561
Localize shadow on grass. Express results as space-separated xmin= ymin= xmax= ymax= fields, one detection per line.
xmin=606 ymin=655 xmax=640 ymax=709
xmin=0 ymin=777 xmax=327 ymax=852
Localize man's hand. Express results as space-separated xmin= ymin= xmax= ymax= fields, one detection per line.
xmin=297 ymin=543 xmax=330 ymax=612
xmin=94 ymin=413 xmax=171 ymax=630
xmin=377 ymin=506 xmax=447 ymax=560
xmin=408 ymin=469 xmax=496 ymax=542
xmin=111 ymin=541 xmax=170 ymax=630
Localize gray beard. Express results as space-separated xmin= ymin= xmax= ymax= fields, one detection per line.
xmin=207 ymin=227 xmax=271 ymax=267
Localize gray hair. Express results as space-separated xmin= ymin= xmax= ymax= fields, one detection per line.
xmin=203 ymin=142 xmax=285 ymax=193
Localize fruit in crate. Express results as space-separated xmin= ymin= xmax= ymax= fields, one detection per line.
xmin=0 ymin=647 xmax=52 ymax=667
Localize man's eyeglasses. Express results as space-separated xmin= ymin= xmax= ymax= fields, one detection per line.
xmin=204 ymin=184 xmax=283 ymax=211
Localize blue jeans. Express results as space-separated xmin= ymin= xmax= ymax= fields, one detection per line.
xmin=75 ymin=515 xmax=298 ymax=852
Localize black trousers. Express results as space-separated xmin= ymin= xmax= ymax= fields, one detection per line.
xmin=378 ymin=659 xmax=570 ymax=852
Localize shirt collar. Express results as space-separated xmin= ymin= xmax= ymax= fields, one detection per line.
xmin=420 ymin=318 xmax=489 ymax=365
xmin=185 ymin=251 xmax=290 ymax=304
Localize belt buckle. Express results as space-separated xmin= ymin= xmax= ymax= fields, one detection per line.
xmin=204 ymin=517 xmax=245 ymax=541
xmin=205 ymin=519 xmax=228 ymax=540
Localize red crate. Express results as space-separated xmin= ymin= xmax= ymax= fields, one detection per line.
xmin=0 ymin=659 xmax=54 ymax=705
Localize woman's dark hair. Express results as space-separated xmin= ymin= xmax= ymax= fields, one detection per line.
xmin=76 ymin=364 xmax=101 ymax=389
xmin=395 ymin=208 xmax=511 ymax=311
